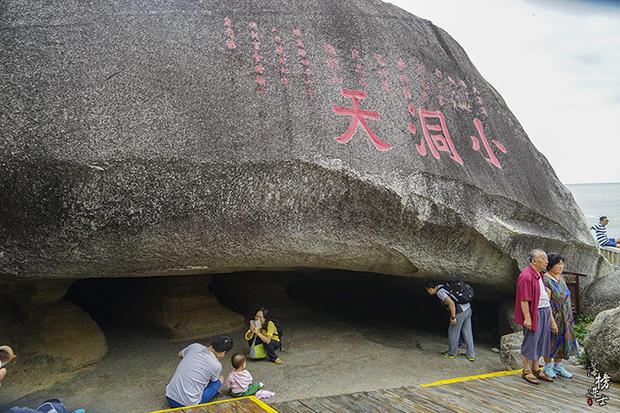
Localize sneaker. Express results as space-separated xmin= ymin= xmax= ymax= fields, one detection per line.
xmin=553 ymin=364 xmax=573 ymax=378
xmin=274 ymin=358 xmax=283 ymax=365
xmin=460 ymin=354 xmax=476 ymax=362
xmin=543 ymin=364 xmax=557 ymax=379
xmin=441 ymin=351 xmax=456 ymax=359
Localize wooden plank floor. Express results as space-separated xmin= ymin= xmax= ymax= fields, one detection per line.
xmin=149 ymin=396 xmax=277 ymax=413
xmin=274 ymin=368 xmax=620 ymax=413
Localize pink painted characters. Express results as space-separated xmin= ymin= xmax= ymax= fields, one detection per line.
xmin=408 ymin=105 xmax=464 ymax=165
xmin=396 ymin=58 xmax=412 ymax=101
xmin=351 ymin=49 xmax=368 ymax=88
xmin=332 ymin=89 xmax=392 ymax=152
xmin=217 ymin=23 xmax=510 ymax=168
xmin=374 ymin=53 xmax=390 ymax=92
xmin=223 ymin=17 xmax=236 ymax=49
xmin=293 ymin=28 xmax=315 ymax=96
xmin=324 ymin=42 xmax=343 ymax=84
xmin=416 ymin=62 xmax=430 ymax=104
xmin=272 ymin=28 xmax=289 ymax=87
xmin=249 ymin=22 xmax=266 ymax=93
xmin=472 ymin=85 xmax=489 ymax=117
xmin=470 ymin=118 xmax=507 ymax=169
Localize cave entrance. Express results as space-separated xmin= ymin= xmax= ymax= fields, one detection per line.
xmin=65 ymin=269 xmax=500 ymax=344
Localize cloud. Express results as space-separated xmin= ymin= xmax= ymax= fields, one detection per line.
xmin=574 ymin=53 xmax=602 ymax=66
xmin=522 ymin=0 xmax=620 ymax=16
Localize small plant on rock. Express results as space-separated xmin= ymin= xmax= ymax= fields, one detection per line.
xmin=574 ymin=313 xmax=594 ymax=365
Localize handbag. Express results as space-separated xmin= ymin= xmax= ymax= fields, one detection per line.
xmin=248 ymin=336 xmax=267 ymax=360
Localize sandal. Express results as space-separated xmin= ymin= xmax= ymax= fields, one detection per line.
xmin=533 ymin=369 xmax=554 ymax=382
xmin=522 ymin=369 xmax=540 ymax=385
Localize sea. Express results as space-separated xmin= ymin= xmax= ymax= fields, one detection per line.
xmin=566 ymin=183 xmax=620 ymax=237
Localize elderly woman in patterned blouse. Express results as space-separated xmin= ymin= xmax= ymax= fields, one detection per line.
xmin=542 ymin=253 xmax=579 ymax=379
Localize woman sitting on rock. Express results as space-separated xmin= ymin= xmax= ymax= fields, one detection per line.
xmin=245 ymin=308 xmax=282 ymax=365
xmin=542 ymin=253 xmax=579 ymax=379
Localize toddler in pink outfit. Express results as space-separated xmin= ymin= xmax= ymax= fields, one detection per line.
xmin=226 ymin=353 xmax=263 ymax=397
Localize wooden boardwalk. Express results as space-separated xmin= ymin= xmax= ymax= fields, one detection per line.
xmin=148 ymin=368 xmax=620 ymax=413
xmin=149 ymin=396 xmax=278 ymax=413
xmin=273 ymin=368 xmax=620 ymax=413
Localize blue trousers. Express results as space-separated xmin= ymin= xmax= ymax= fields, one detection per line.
xmin=166 ymin=379 xmax=222 ymax=408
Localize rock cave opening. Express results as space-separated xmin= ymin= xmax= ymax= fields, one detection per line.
xmin=65 ymin=270 xmax=501 ymax=343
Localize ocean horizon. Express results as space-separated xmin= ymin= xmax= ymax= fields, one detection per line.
xmin=566 ymin=182 xmax=620 ymax=239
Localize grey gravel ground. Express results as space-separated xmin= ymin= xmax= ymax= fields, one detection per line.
xmin=2 ymin=310 xmax=505 ymax=413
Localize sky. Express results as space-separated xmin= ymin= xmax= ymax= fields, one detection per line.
xmin=388 ymin=0 xmax=620 ymax=184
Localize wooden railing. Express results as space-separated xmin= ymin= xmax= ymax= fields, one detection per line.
xmin=563 ymin=271 xmax=587 ymax=315
xmin=600 ymin=246 xmax=620 ymax=266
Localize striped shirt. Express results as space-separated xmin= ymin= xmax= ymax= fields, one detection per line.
xmin=591 ymin=223 xmax=609 ymax=246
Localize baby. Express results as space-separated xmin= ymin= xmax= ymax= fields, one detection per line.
xmin=0 ymin=345 xmax=16 ymax=385
xmin=225 ymin=353 xmax=263 ymax=397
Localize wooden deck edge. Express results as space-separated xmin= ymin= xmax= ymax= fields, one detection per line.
xmin=148 ymin=395 xmax=274 ymax=413
xmin=419 ymin=369 xmax=522 ymax=387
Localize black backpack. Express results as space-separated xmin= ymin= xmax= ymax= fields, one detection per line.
xmin=440 ymin=280 xmax=474 ymax=304
xmin=271 ymin=319 xmax=284 ymax=350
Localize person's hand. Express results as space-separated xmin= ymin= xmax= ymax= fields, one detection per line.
xmin=450 ymin=317 xmax=457 ymax=326
xmin=523 ymin=318 xmax=532 ymax=330
xmin=551 ymin=320 xmax=558 ymax=335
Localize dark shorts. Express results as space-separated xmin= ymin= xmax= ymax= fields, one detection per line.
xmin=603 ymin=238 xmax=617 ymax=246
xmin=521 ymin=307 xmax=551 ymax=361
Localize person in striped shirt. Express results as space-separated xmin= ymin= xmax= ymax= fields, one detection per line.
xmin=591 ymin=216 xmax=620 ymax=247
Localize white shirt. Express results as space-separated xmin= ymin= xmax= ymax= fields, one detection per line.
xmin=538 ymin=277 xmax=550 ymax=308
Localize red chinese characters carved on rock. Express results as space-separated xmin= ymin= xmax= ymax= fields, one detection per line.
xmin=397 ymin=58 xmax=412 ymax=100
xmin=332 ymin=89 xmax=392 ymax=152
xmin=374 ymin=53 xmax=390 ymax=92
xmin=416 ymin=63 xmax=430 ymax=104
xmin=324 ymin=42 xmax=343 ymax=84
xmin=223 ymin=17 xmax=236 ymax=49
xmin=470 ymin=118 xmax=507 ymax=169
xmin=249 ymin=22 xmax=265 ymax=93
xmin=293 ymin=28 xmax=315 ymax=96
xmin=351 ymin=49 xmax=368 ymax=88
xmin=408 ymin=105 xmax=464 ymax=165
xmin=272 ymin=27 xmax=289 ymax=86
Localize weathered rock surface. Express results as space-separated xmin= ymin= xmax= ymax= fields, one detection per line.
xmin=0 ymin=0 xmax=609 ymax=293
xmin=584 ymin=305 xmax=620 ymax=382
xmin=499 ymin=331 xmax=523 ymax=370
xmin=498 ymin=301 xmax=520 ymax=335
xmin=116 ymin=276 xmax=244 ymax=339
xmin=582 ymin=266 xmax=620 ymax=316
xmin=0 ymin=281 xmax=107 ymax=375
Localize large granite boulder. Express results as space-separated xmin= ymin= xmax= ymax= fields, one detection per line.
xmin=0 ymin=0 xmax=610 ymax=293
xmin=584 ymin=305 xmax=620 ymax=382
xmin=499 ymin=331 xmax=523 ymax=370
xmin=0 ymin=280 xmax=107 ymax=396
xmin=582 ymin=266 xmax=620 ymax=316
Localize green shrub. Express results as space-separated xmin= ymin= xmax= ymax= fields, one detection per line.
xmin=574 ymin=313 xmax=594 ymax=345
xmin=574 ymin=314 xmax=594 ymax=366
